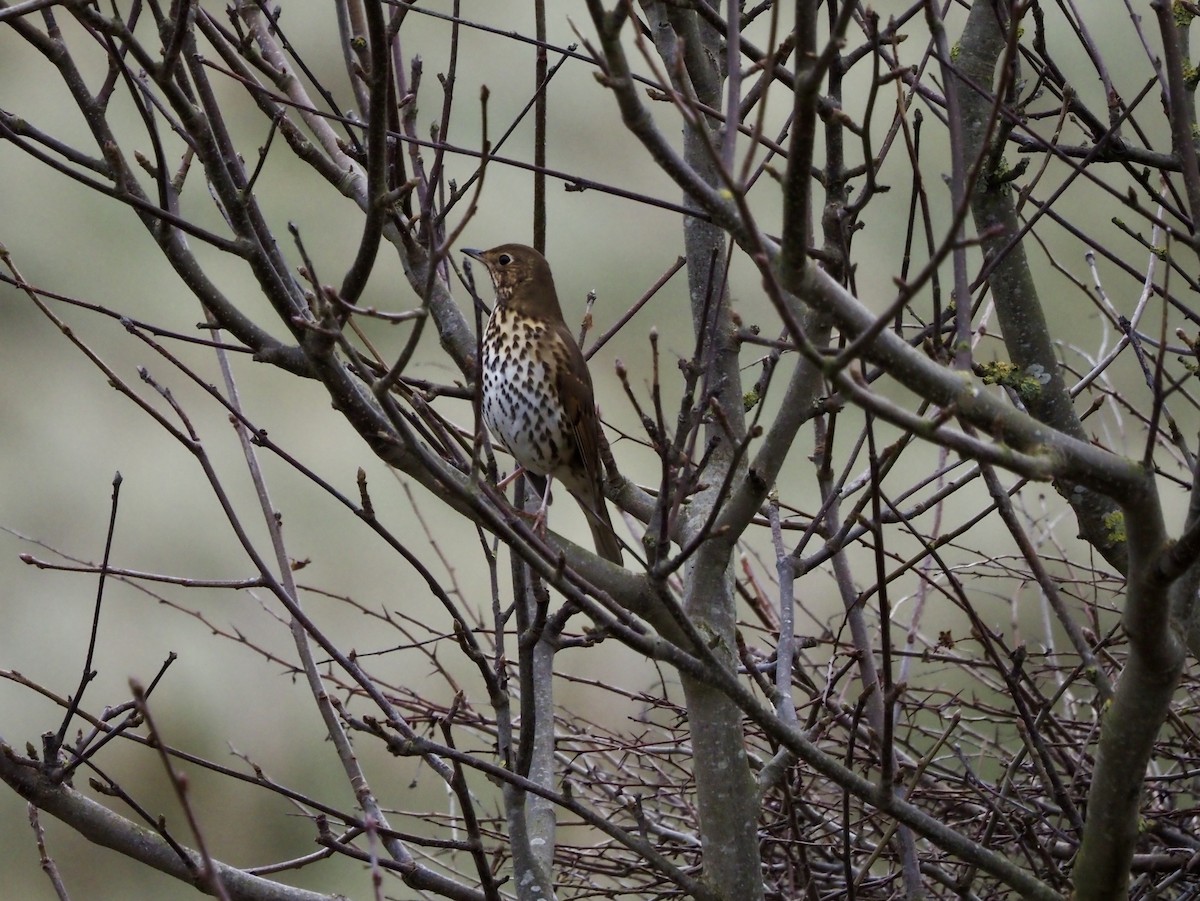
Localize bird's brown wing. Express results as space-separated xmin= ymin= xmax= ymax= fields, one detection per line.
xmin=551 ymin=323 xmax=624 ymax=564
xmin=551 ymin=322 xmax=604 ymax=491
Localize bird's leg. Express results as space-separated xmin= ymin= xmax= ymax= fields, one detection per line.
xmin=496 ymin=468 xmax=553 ymax=537
xmin=531 ymin=476 xmax=554 ymax=537
xmin=495 ymin=467 xmax=526 ymax=490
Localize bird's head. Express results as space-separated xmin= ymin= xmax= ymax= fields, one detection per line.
xmin=462 ymin=244 xmax=564 ymax=319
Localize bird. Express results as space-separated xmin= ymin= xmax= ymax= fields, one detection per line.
xmin=463 ymin=243 xmax=624 ymax=565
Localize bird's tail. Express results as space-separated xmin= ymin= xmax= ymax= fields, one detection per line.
xmin=572 ymin=490 xmax=624 ymax=565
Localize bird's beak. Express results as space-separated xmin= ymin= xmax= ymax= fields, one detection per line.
xmin=461 ymin=248 xmax=485 ymax=263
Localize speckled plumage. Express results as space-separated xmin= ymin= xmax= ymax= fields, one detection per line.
xmin=465 ymin=244 xmax=623 ymax=565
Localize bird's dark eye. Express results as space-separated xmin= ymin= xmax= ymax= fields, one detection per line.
xmin=497 ymin=253 xmax=512 ymax=266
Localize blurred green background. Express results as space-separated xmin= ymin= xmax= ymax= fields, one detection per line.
xmin=0 ymin=3 xmax=1178 ymax=899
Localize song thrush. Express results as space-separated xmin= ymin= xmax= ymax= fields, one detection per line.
xmin=464 ymin=244 xmax=624 ymax=565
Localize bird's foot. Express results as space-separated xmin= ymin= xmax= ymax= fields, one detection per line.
xmin=495 ymin=470 xmax=554 ymax=538
xmin=530 ymin=477 xmax=553 ymax=538
xmin=528 ymin=506 xmax=548 ymax=539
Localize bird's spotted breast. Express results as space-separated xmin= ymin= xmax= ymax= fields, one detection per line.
xmin=481 ymin=306 xmax=573 ymax=478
